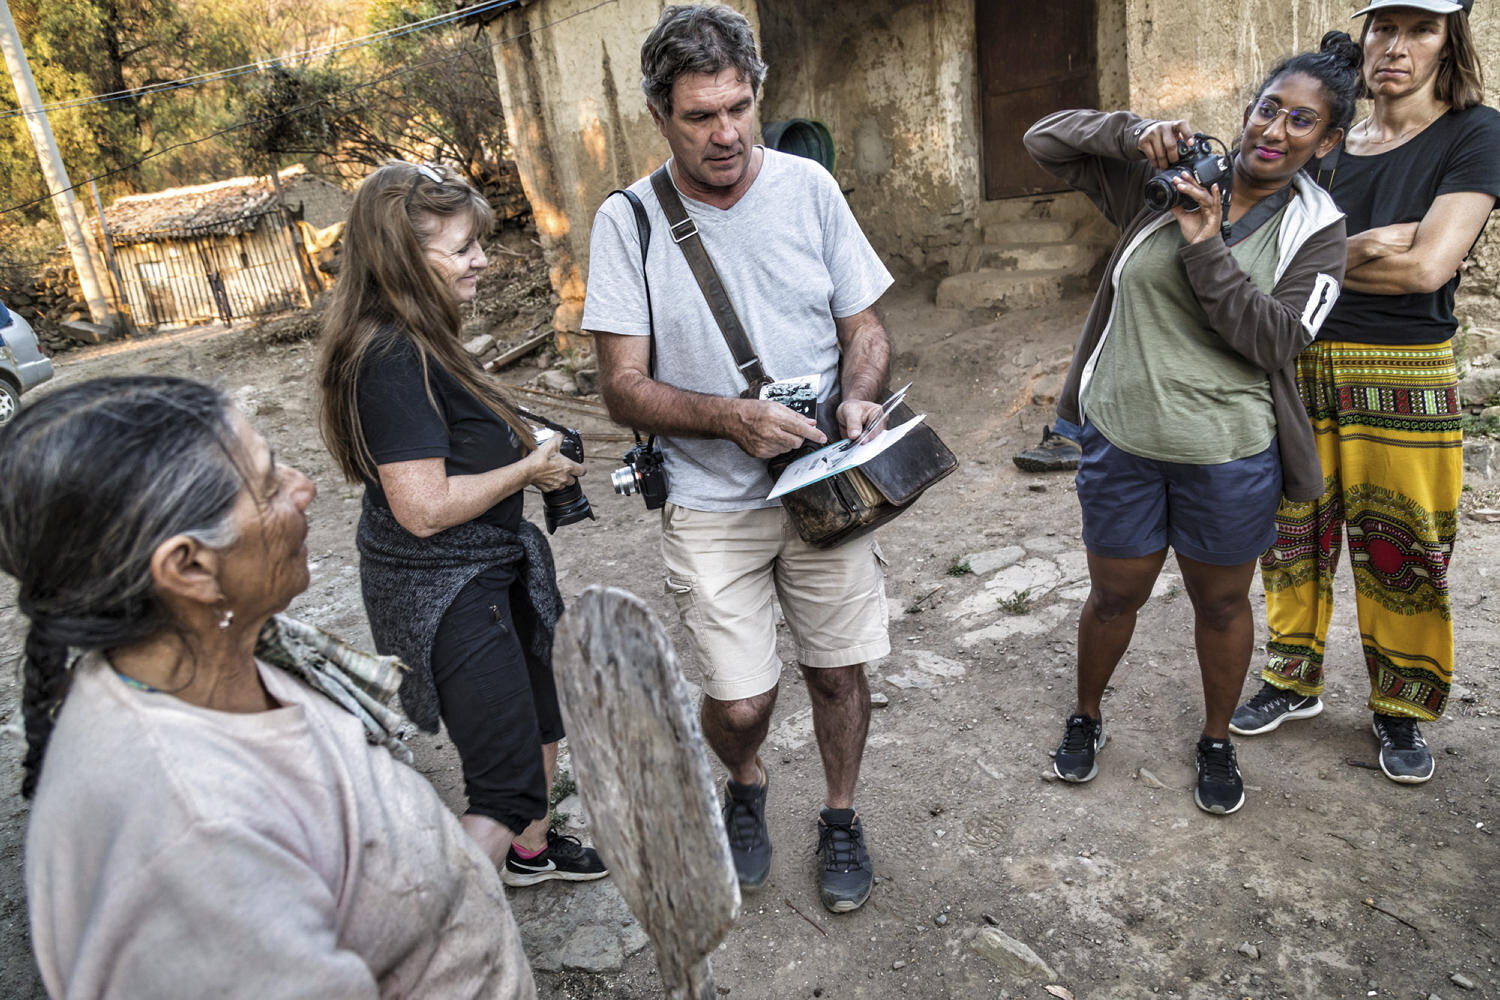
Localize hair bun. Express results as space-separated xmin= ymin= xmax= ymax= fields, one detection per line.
xmin=1319 ymin=30 xmax=1361 ymax=70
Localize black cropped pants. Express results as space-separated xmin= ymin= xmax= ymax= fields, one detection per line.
xmin=429 ymin=563 xmax=564 ymax=835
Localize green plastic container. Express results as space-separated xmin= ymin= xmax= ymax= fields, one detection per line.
xmin=762 ymin=119 xmax=835 ymax=173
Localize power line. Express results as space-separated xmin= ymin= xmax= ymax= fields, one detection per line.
xmin=0 ymin=0 xmax=619 ymax=219
xmin=0 ymin=0 xmax=515 ymax=121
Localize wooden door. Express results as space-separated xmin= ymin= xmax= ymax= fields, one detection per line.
xmin=978 ymin=0 xmax=1099 ymax=200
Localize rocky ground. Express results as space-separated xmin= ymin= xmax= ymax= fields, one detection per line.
xmin=1 ymin=251 xmax=1497 ymax=999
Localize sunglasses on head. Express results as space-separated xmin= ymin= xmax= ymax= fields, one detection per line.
xmin=404 ymin=163 xmax=444 ymax=207
xmin=1248 ymin=99 xmax=1324 ymax=137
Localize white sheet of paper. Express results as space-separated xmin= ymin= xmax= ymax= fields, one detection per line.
xmin=767 ymin=413 xmax=927 ymax=500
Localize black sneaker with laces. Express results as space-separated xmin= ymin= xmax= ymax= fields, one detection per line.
xmin=1229 ymin=680 xmax=1323 ymax=736
xmin=817 ymin=807 xmax=873 ymax=913
xmin=1053 ymin=712 xmax=1106 ymax=782
xmin=1372 ymin=714 xmax=1434 ymax=784
xmin=501 ymin=828 xmax=609 ymax=887
xmin=722 ymin=764 xmax=773 ymax=889
xmin=1194 ymin=736 xmax=1245 ymax=815
xmin=1012 ymin=427 xmax=1082 ymax=473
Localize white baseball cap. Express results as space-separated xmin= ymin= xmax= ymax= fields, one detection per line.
xmin=1350 ymin=0 xmax=1471 ymax=16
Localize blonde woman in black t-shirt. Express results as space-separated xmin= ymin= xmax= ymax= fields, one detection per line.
xmin=1237 ymin=0 xmax=1500 ymax=784
xmin=317 ymin=162 xmax=608 ymax=887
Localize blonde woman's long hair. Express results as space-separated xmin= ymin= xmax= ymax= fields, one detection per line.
xmin=318 ymin=161 xmax=534 ymax=484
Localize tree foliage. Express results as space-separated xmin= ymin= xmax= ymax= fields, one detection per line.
xmin=1 ymin=0 xmax=512 ymax=222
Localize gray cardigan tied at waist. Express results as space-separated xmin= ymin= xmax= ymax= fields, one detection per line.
xmin=356 ymin=495 xmax=564 ymax=732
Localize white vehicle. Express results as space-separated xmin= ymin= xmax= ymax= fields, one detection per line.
xmin=0 ymin=301 xmax=54 ymax=426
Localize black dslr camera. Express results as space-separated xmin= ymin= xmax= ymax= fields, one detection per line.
xmin=1143 ymin=133 xmax=1232 ymax=213
xmin=612 ymin=440 xmax=668 ymax=510
xmin=532 ymin=425 xmax=596 ymax=534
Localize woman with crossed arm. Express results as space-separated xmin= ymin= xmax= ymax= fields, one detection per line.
xmin=1233 ymin=0 xmax=1500 ymax=785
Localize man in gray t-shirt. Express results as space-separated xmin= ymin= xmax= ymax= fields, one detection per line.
xmin=583 ymin=4 xmax=894 ymax=915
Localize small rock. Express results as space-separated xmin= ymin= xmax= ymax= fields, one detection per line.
xmin=1028 ymin=483 xmax=1047 ymax=493
xmin=463 ymin=333 xmax=496 ymax=357
xmin=537 ymin=368 xmax=578 ymax=393
xmin=1459 ymin=367 xmax=1500 ymax=406
xmin=934 ymin=913 xmax=948 ymax=926
xmin=1136 ymin=768 xmax=1168 ymax=790
xmin=1428 ymin=992 xmax=1445 ymax=1000
xmin=885 ymin=671 xmax=937 ymax=690
xmin=1450 ymin=972 xmax=1476 ymax=990
xmin=958 ymin=546 xmax=1025 ymax=576
xmin=574 ymin=367 xmax=599 ymax=395
xmin=891 ymin=960 xmax=906 ymax=970
xmin=1236 ymin=942 xmax=1260 ymax=960
xmin=869 ymin=691 xmax=890 ymax=708
xmin=970 ymin=926 xmax=1057 ymax=981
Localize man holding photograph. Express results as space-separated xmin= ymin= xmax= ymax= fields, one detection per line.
xmin=583 ymin=3 xmax=894 ymax=913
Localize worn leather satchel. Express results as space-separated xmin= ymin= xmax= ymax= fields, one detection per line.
xmin=650 ymin=163 xmax=958 ymax=548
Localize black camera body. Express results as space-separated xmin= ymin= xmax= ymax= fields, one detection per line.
xmin=1143 ymin=134 xmax=1232 ymax=213
xmin=612 ymin=441 xmax=669 ymax=510
xmin=533 ymin=426 xmax=596 ymax=533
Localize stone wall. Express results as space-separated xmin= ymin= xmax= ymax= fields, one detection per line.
xmin=484 ymin=0 xmax=759 ymax=338
xmin=1121 ymin=0 xmax=1500 ymax=332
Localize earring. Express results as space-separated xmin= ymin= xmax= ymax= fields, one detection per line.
xmin=217 ymin=608 xmax=235 ymax=631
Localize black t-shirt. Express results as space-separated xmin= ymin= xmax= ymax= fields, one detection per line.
xmin=357 ymin=332 xmax=526 ymax=530
xmin=1312 ymin=104 xmax=1500 ymax=345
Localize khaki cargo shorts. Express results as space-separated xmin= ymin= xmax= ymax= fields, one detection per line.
xmin=660 ymin=503 xmax=890 ymax=702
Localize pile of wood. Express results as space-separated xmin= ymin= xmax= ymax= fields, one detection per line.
xmin=2 ymin=263 xmax=88 ymax=354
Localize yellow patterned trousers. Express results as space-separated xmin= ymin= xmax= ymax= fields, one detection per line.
xmin=1259 ymin=340 xmax=1462 ymax=720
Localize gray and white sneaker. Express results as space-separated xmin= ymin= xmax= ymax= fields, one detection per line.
xmin=1229 ymin=680 xmax=1323 ymax=736
xmin=1372 ymin=714 xmax=1435 ymax=784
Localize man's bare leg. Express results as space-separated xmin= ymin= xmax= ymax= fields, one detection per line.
xmin=701 ymin=686 xmax=779 ymax=784
xmin=800 ymin=663 xmax=870 ymax=810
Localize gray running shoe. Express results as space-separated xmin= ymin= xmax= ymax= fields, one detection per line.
xmin=723 ymin=767 xmax=773 ymax=889
xmin=817 ymin=807 xmax=873 ymax=913
xmin=1012 ymin=427 xmax=1081 ymax=473
xmin=1229 ymin=681 xmax=1323 ymax=736
xmin=1372 ymin=714 xmax=1434 ymax=784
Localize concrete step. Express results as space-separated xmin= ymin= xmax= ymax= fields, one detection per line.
xmin=975 ymin=190 xmax=1097 ymax=228
xmin=935 ymin=268 xmax=1075 ymax=311
xmin=973 ymin=240 xmax=1101 ymax=273
xmin=983 ymin=218 xmax=1077 ymax=245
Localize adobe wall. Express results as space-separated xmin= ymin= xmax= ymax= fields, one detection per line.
xmin=758 ymin=0 xmax=1129 ymax=275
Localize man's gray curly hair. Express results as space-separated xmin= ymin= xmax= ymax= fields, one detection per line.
xmin=640 ymin=4 xmax=768 ymax=118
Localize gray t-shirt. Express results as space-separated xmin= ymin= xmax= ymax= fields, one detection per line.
xmin=582 ymin=148 xmax=893 ymax=511
xmin=1082 ymin=208 xmax=1285 ymax=465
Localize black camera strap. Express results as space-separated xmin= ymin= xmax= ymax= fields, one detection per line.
xmin=608 ymin=186 xmax=657 ymax=450
xmin=647 ymin=163 xmax=774 ymax=397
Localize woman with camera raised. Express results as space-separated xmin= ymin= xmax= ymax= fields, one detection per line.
xmin=1235 ymin=0 xmax=1500 ymax=784
xmin=318 ymin=162 xmax=607 ymax=884
xmin=1024 ymin=35 xmax=1362 ymax=814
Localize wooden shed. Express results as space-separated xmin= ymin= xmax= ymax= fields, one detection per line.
xmin=98 ymin=165 xmax=349 ymax=328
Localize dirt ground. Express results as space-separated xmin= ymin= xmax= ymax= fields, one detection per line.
xmin=1 ymin=256 xmax=1497 ymax=999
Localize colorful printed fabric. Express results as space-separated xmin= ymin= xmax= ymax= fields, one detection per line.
xmin=1259 ymin=340 xmax=1461 ymax=720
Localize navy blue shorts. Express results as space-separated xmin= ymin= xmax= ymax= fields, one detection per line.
xmin=1075 ymin=422 xmax=1283 ymax=566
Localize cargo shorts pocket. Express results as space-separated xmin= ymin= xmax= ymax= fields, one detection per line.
xmin=664 ymin=573 xmax=703 ymax=633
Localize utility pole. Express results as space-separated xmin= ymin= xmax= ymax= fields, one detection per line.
xmin=0 ymin=0 xmax=113 ymax=327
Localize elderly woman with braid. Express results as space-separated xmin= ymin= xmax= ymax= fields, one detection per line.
xmin=0 ymin=376 xmax=536 ymax=998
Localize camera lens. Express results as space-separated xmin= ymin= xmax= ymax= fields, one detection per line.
xmin=1143 ymin=174 xmax=1178 ymax=213
xmin=612 ymin=466 xmax=641 ymax=495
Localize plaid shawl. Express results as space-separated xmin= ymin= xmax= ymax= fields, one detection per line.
xmin=256 ymin=614 xmax=416 ymax=763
